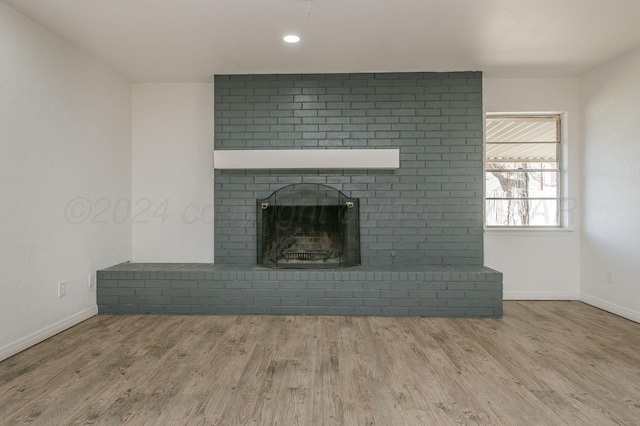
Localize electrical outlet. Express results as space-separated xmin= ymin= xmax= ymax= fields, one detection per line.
xmin=606 ymin=270 xmax=614 ymax=284
xmin=88 ymin=273 xmax=96 ymax=290
xmin=58 ymin=281 xmax=67 ymax=297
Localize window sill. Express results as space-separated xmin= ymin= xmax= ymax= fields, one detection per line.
xmin=484 ymin=227 xmax=574 ymax=237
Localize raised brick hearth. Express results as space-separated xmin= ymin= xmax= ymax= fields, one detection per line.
xmin=97 ymin=263 xmax=502 ymax=317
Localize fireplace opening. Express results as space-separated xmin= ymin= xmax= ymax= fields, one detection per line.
xmin=257 ymin=183 xmax=360 ymax=268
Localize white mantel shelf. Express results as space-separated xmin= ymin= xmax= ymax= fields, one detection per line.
xmin=213 ymin=149 xmax=400 ymax=170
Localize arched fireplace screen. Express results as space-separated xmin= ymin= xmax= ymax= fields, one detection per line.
xmin=257 ymin=183 xmax=360 ymax=269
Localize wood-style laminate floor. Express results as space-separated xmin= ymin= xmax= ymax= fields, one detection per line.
xmin=1 ymin=301 xmax=639 ymax=425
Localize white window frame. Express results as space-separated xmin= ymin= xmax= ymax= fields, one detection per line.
xmin=484 ymin=113 xmax=562 ymax=229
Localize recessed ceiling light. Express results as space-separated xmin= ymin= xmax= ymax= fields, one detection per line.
xmin=283 ymin=35 xmax=301 ymax=43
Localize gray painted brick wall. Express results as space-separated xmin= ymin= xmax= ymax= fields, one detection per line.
xmin=214 ymin=72 xmax=484 ymax=266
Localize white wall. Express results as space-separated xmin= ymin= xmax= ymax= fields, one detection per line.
xmin=579 ymin=47 xmax=640 ymax=322
xmin=0 ymin=3 xmax=131 ymax=361
xmin=483 ymin=78 xmax=581 ymax=299
xmin=132 ymin=83 xmax=214 ymax=262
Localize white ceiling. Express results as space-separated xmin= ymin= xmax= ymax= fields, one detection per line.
xmin=4 ymin=0 xmax=640 ymax=82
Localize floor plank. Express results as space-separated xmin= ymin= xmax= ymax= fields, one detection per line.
xmin=1 ymin=301 xmax=639 ymax=425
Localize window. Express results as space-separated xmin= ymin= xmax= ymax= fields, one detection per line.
xmin=485 ymin=115 xmax=560 ymax=227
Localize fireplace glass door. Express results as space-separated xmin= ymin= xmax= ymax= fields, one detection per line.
xmin=257 ymin=184 xmax=360 ymax=268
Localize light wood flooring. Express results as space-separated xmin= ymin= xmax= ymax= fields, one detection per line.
xmin=1 ymin=301 xmax=639 ymax=425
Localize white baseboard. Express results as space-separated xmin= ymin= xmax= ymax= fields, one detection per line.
xmin=580 ymin=294 xmax=640 ymax=324
xmin=0 ymin=306 xmax=98 ymax=362
xmin=503 ymin=291 xmax=579 ymax=300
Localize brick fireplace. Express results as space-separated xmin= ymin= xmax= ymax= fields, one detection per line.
xmin=97 ymin=72 xmax=503 ymax=317
xmin=214 ymin=72 xmax=484 ymax=267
